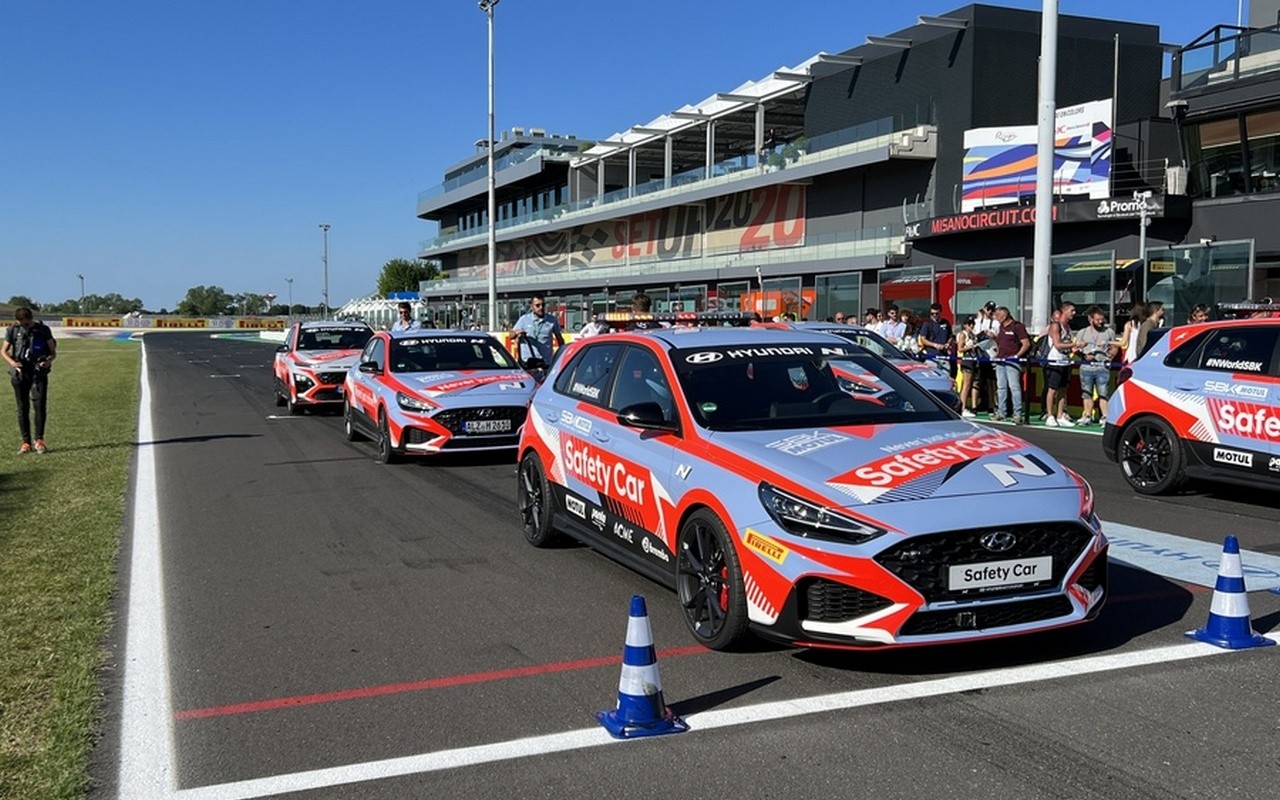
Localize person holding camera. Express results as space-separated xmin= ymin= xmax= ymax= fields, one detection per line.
xmin=4 ymin=307 xmax=57 ymax=454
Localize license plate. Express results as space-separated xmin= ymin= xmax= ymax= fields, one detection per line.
xmin=464 ymin=419 xmax=511 ymax=433
xmin=947 ymin=556 xmax=1053 ymax=591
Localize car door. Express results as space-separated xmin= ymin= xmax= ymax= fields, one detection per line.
xmin=348 ymin=335 xmax=385 ymax=428
xmin=1188 ymin=324 xmax=1280 ymax=478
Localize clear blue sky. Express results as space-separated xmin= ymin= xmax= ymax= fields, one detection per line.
xmin=0 ymin=0 xmax=1237 ymax=311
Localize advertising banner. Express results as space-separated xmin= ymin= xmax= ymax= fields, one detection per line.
xmin=961 ymin=99 xmax=1113 ymax=212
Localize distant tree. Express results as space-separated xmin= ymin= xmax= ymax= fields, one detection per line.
xmin=376 ymin=258 xmax=437 ymax=296
xmin=266 ymin=303 xmax=290 ymax=316
xmin=7 ymin=295 xmax=39 ymax=311
xmin=176 ymin=285 xmax=234 ymax=316
xmin=231 ymin=292 xmax=273 ymax=315
xmin=289 ymin=303 xmax=309 ymax=316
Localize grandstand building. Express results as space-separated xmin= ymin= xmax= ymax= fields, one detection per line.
xmin=415 ymin=3 xmax=1278 ymax=331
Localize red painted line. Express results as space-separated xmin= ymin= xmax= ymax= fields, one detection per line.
xmin=174 ymin=645 xmax=708 ymax=721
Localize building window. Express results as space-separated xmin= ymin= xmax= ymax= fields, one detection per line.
xmin=1188 ymin=117 xmax=1245 ymax=198
xmin=1245 ymin=109 xmax=1280 ymax=194
xmin=716 ymin=281 xmax=750 ymax=313
xmin=1146 ymin=241 xmax=1253 ymax=325
xmin=815 ymin=272 xmax=862 ymax=322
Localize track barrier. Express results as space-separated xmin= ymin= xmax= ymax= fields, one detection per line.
xmin=596 ymin=595 xmax=688 ymax=739
xmin=1186 ymin=536 xmax=1276 ymax=650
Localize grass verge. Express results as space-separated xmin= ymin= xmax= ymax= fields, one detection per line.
xmin=0 ymin=337 xmax=139 ymax=799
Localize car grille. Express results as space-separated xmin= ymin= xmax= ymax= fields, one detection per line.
xmin=432 ymin=406 xmax=527 ymax=435
xmin=311 ymin=389 xmax=343 ymax=402
xmin=898 ymin=595 xmax=1074 ymax=636
xmin=317 ymin=371 xmax=346 ymax=385
xmin=875 ymin=522 xmax=1094 ymax=602
xmin=1076 ymin=553 xmax=1107 ymax=592
xmin=799 ymin=579 xmax=894 ymax=623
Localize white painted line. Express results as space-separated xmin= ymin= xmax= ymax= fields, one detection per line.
xmin=117 ymin=344 xmax=178 ymax=798
xmin=170 ymin=635 xmax=1272 ymax=800
xmin=265 ymin=415 xmax=305 ymax=420
xmin=1104 ymin=520 xmax=1280 ymax=591
xmin=208 ymin=374 xmax=241 ymax=379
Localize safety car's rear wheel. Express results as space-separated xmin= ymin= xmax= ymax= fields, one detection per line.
xmin=1119 ymin=417 xmax=1185 ymax=495
xmin=518 ymin=452 xmax=561 ymax=547
xmin=675 ymin=509 xmax=748 ymax=650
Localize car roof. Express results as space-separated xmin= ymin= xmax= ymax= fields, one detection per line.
xmin=620 ymin=325 xmax=853 ymax=350
xmin=385 ymin=328 xmax=495 ymax=340
xmin=299 ymin=320 xmax=371 ymax=330
xmin=786 ymin=321 xmax=878 ymax=334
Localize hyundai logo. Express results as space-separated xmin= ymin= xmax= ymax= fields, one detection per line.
xmin=685 ymin=351 xmax=723 ymax=364
xmin=979 ymin=531 xmax=1017 ymax=553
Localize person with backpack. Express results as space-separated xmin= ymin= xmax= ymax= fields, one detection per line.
xmin=1042 ymin=301 xmax=1079 ymax=427
xmin=3 ymin=307 xmax=57 ymax=454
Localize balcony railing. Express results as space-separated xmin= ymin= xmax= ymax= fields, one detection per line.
xmin=1173 ymin=24 xmax=1280 ymax=94
xmin=417 ymin=146 xmax=577 ymax=203
xmin=420 ymin=117 xmax=909 ymax=253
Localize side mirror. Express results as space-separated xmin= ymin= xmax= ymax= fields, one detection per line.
xmin=616 ymin=402 xmax=678 ymax=433
xmin=522 ymin=356 xmax=548 ymax=373
xmin=358 ymin=361 xmax=380 ymax=374
xmin=275 ymin=344 xmax=288 ymax=353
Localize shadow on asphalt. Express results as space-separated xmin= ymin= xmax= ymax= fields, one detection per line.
xmin=670 ymin=675 xmax=782 ymax=716
xmin=792 ymin=562 xmax=1192 ymax=676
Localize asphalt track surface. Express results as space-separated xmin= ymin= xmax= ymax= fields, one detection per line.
xmin=93 ymin=333 xmax=1280 ymax=799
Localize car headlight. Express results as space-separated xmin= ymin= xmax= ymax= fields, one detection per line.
xmin=758 ymin=483 xmax=886 ymax=544
xmin=291 ymin=372 xmax=314 ymax=387
xmin=396 ymin=391 xmax=433 ymax=413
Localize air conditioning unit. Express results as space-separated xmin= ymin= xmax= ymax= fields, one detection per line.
xmin=530 ymin=127 xmax=546 ymax=137
xmin=511 ymin=126 xmax=525 ymax=137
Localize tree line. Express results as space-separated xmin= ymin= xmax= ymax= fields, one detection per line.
xmin=7 ymin=257 xmax=441 ymax=317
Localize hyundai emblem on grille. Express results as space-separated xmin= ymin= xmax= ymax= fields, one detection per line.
xmin=979 ymin=531 xmax=1017 ymax=553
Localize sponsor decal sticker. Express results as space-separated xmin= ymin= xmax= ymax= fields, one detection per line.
xmin=571 ymin=381 xmax=602 ymax=400
xmin=641 ymin=537 xmax=671 ymax=562
xmin=612 ymin=521 xmax=635 ymax=544
xmin=1212 ymin=447 xmax=1253 ymax=468
xmin=565 ymin=495 xmax=586 ymax=519
xmin=1205 ymin=357 xmax=1264 ymax=372
xmin=559 ymin=410 xmax=593 ymax=434
xmin=745 ymin=530 xmax=789 ymax=565
xmin=835 ymin=432 xmax=1023 ymax=489
xmin=590 ymin=507 xmax=607 ymax=530
xmin=766 ymin=431 xmax=847 ymax=457
xmin=561 ymin=435 xmax=650 ymax=507
xmin=1269 ymin=457 xmax=1280 ymax=473
xmin=1209 ymin=399 xmax=1280 ymax=442
xmin=420 ymin=373 xmax=528 ymax=395
xmin=1203 ymin=380 xmax=1268 ymax=400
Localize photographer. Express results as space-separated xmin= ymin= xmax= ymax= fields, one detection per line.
xmin=1074 ymin=306 xmax=1117 ymax=426
xmin=3 ymin=307 xmax=57 ymax=454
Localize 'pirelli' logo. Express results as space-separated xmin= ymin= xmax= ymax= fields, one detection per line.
xmin=745 ymin=530 xmax=788 ymax=565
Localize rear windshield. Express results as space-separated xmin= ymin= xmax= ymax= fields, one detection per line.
xmin=672 ymin=344 xmax=951 ymax=431
xmin=389 ymin=336 xmax=518 ymax=373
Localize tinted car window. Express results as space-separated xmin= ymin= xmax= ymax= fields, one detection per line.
xmin=1195 ymin=327 xmax=1280 ymax=375
xmin=389 ymin=337 xmax=517 ymax=373
xmin=609 ymin=346 xmax=675 ymax=421
xmin=557 ymin=343 xmax=622 ymax=405
xmin=1163 ymin=330 xmax=1210 ymax=368
xmin=299 ymin=327 xmax=372 ymax=350
xmin=826 ymin=328 xmax=908 ymax=360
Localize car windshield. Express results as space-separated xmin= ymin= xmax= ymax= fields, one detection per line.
xmin=389 ymin=336 xmax=518 ymax=373
xmin=824 ymin=328 xmax=909 ymax=360
xmin=673 ymin=346 xmax=951 ymax=431
xmin=298 ymin=327 xmax=372 ymax=351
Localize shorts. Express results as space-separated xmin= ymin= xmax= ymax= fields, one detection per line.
xmin=1079 ymin=366 xmax=1110 ymax=398
xmin=1043 ymin=363 xmax=1072 ymax=391
xmin=959 ymin=359 xmax=979 ymax=373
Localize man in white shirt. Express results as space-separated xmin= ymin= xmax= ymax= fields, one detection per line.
xmin=391 ymin=302 xmax=421 ymax=331
xmin=880 ymin=305 xmax=906 ymax=345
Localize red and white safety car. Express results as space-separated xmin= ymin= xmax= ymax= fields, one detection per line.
xmin=273 ymin=320 xmax=374 ymax=414
xmin=343 ymin=329 xmax=538 ymax=463
xmin=1104 ymin=314 xmax=1280 ymax=494
xmin=518 ymin=317 xmax=1106 ymax=650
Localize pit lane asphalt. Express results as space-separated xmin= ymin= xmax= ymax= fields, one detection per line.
xmin=94 ymin=333 xmax=1280 ymax=799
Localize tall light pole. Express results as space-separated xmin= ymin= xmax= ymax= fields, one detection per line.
xmin=77 ymin=273 xmax=85 ymax=314
xmin=318 ymin=223 xmax=331 ymax=317
xmin=479 ymin=0 xmax=499 ymax=332
xmin=285 ymin=277 xmax=293 ymax=313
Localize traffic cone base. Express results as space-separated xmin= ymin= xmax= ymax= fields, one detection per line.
xmin=1186 ymin=535 xmax=1275 ymax=650
xmin=597 ymin=595 xmax=688 ymax=739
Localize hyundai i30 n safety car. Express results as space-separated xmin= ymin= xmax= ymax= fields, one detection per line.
xmin=344 ymin=329 xmax=538 ymax=463
xmin=273 ymin=320 xmax=374 ymax=414
xmin=517 ymin=322 xmax=1106 ymax=650
xmin=766 ymin=321 xmax=957 ymax=401
xmin=1104 ymin=316 xmax=1280 ymax=494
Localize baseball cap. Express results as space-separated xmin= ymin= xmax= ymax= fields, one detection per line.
xmin=983 ymin=300 xmax=996 ymax=310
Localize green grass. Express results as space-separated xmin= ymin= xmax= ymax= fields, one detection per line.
xmin=0 ymin=337 xmax=139 ymax=799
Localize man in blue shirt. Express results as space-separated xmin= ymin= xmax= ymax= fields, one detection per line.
xmin=512 ymin=294 xmax=563 ymax=363
xmin=391 ymin=302 xmax=421 ymax=331
xmin=917 ymin=302 xmax=955 ymax=374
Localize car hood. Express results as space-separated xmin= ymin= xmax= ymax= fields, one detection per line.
xmin=398 ymin=370 xmax=535 ymax=400
xmin=704 ymin=419 xmax=1080 ymax=510
xmin=890 ymin=359 xmax=954 ymax=391
xmin=294 ymin=350 xmax=362 ymax=369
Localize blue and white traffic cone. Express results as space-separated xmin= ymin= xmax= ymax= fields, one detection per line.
xmin=596 ymin=595 xmax=688 ymax=739
xmin=1186 ymin=536 xmax=1275 ymax=650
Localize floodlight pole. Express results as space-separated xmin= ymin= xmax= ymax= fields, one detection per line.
xmin=77 ymin=273 xmax=85 ymax=314
xmin=319 ymin=223 xmax=331 ymax=317
xmin=1030 ymin=0 xmax=1058 ymax=332
xmin=285 ymin=277 xmax=293 ymax=312
xmin=480 ymin=0 xmax=500 ymax=332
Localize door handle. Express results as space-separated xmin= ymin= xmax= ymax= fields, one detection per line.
xmin=1173 ymin=383 xmax=1198 ymax=391
xmin=592 ymin=429 xmax=610 ymax=443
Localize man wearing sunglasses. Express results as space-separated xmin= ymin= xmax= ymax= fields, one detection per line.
xmin=512 ymin=293 xmax=563 ymax=363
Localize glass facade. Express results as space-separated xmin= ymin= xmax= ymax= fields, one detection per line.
xmin=952 ymin=259 xmax=1023 ymax=320
xmin=878 ymin=266 xmax=935 ymax=318
xmin=1145 ymin=240 xmax=1254 ymax=325
xmin=814 ymin=272 xmax=862 ymax=321
xmin=1187 ymin=109 xmax=1280 ymax=198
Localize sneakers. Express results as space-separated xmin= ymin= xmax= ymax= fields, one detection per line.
xmin=961 ymin=409 xmax=976 ymax=419
xmin=34 ymin=439 xmax=47 ymax=454
xmin=1045 ymin=416 xmax=1059 ymax=427
xmin=1077 ymin=416 xmax=1094 ymax=426
xmin=1057 ymin=415 xmax=1076 ymax=428
xmin=18 ymin=442 xmax=32 ymax=454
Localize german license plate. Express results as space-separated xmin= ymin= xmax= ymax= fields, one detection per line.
xmin=464 ymin=418 xmax=511 ymax=433
xmin=947 ymin=556 xmax=1052 ymax=591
